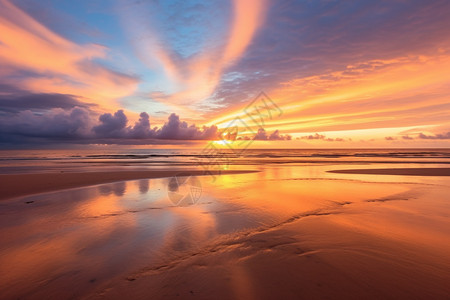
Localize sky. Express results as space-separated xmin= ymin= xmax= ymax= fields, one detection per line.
xmin=1 ymin=0 xmax=450 ymax=148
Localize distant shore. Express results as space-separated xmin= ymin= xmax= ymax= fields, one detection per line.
xmin=0 ymin=170 xmax=257 ymax=201
xmin=328 ymin=167 xmax=450 ymax=176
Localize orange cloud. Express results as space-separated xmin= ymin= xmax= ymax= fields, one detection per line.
xmin=206 ymin=49 xmax=450 ymax=147
xmin=0 ymin=0 xmax=138 ymax=110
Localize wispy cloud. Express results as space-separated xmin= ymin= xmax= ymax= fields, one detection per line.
xmin=0 ymin=0 xmax=138 ymax=109
xmin=253 ymin=128 xmax=291 ymax=141
xmin=119 ymin=0 xmax=267 ymax=107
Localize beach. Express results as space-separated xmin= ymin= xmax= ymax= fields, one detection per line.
xmin=0 ymin=149 xmax=450 ymax=299
xmin=2 ymin=0 xmax=450 ymax=298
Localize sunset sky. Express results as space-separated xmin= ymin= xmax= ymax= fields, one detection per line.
xmin=1 ymin=0 xmax=450 ymax=148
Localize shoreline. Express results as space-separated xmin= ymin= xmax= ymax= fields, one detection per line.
xmin=327 ymin=167 xmax=450 ymax=176
xmin=0 ymin=169 xmax=257 ymax=201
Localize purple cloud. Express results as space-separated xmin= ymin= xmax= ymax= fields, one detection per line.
xmin=93 ymin=110 xmax=128 ymax=138
xmin=418 ymin=132 xmax=450 ymax=139
xmin=93 ymin=111 xmax=219 ymax=141
xmin=253 ymin=128 xmax=291 ymax=140
xmin=157 ymin=113 xmax=218 ymax=140
xmin=0 ymin=107 xmax=220 ymax=146
xmin=0 ymin=107 xmax=92 ymax=139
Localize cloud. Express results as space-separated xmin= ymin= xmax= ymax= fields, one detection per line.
xmin=119 ymin=0 xmax=267 ymax=105
xmin=91 ymin=110 xmax=220 ymax=141
xmin=0 ymin=107 xmax=92 ymax=140
xmin=418 ymin=132 xmax=450 ymax=139
xmin=301 ymin=133 xmax=326 ymax=140
xmin=93 ymin=110 xmax=129 ymax=138
xmin=0 ymin=108 xmax=220 ymax=146
xmin=0 ymin=88 xmax=95 ymax=113
xmin=300 ymin=133 xmax=349 ymax=142
xmin=253 ymin=128 xmax=291 ymax=140
xmin=130 ymin=112 xmax=152 ymax=139
xmin=269 ymin=129 xmax=292 ymax=140
xmin=385 ymin=132 xmax=450 ymax=141
xmin=0 ymin=0 xmax=138 ymax=109
xmin=157 ymin=113 xmax=218 ymax=140
xmin=206 ymin=0 xmax=450 ymax=141
xmin=92 ymin=110 xmax=219 ymax=141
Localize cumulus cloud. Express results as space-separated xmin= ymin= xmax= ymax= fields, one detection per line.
xmin=93 ymin=110 xmax=129 ymax=138
xmin=0 ymin=108 xmax=220 ymax=146
xmin=157 ymin=113 xmax=218 ymax=140
xmin=253 ymin=128 xmax=291 ymax=140
xmin=130 ymin=112 xmax=152 ymax=139
xmin=91 ymin=110 xmax=219 ymax=141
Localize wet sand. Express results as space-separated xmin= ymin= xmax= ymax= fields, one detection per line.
xmin=0 ymin=170 xmax=256 ymax=201
xmin=95 ymin=208 xmax=450 ymax=300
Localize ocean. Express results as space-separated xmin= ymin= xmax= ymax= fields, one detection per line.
xmin=1 ymin=148 xmax=450 ymax=174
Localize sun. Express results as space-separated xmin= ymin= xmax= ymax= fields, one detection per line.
xmin=211 ymin=140 xmax=233 ymax=146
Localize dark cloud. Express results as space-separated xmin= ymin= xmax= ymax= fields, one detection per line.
xmin=130 ymin=112 xmax=151 ymax=139
xmin=157 ymin=113 xmax=218 ymax=140
xmin=93 ymin=110 xmax=128 ymax=138
xmin=0 ymin=91 xmax=95 ymax=114
xmin=0 ymin=107 xmax=92 ymax=140
xmin=93 ymin=111 xmax=218 ymax=141
xmin=0 ymin=108 xmax=220 ymax=147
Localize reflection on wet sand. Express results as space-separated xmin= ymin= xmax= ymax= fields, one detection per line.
xmin=0 ymin=165 xmax=450 ymax=299
xmin=139 ymin=179 xmax=149 ymax=194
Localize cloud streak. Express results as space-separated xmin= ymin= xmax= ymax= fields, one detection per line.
xmin=0 ymin=0 xmax=138 ymax=110
xmin=300 ymin=133 xmax=349 ymax=142
xmin=120 ymin=0 xmax=267 ymax=107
